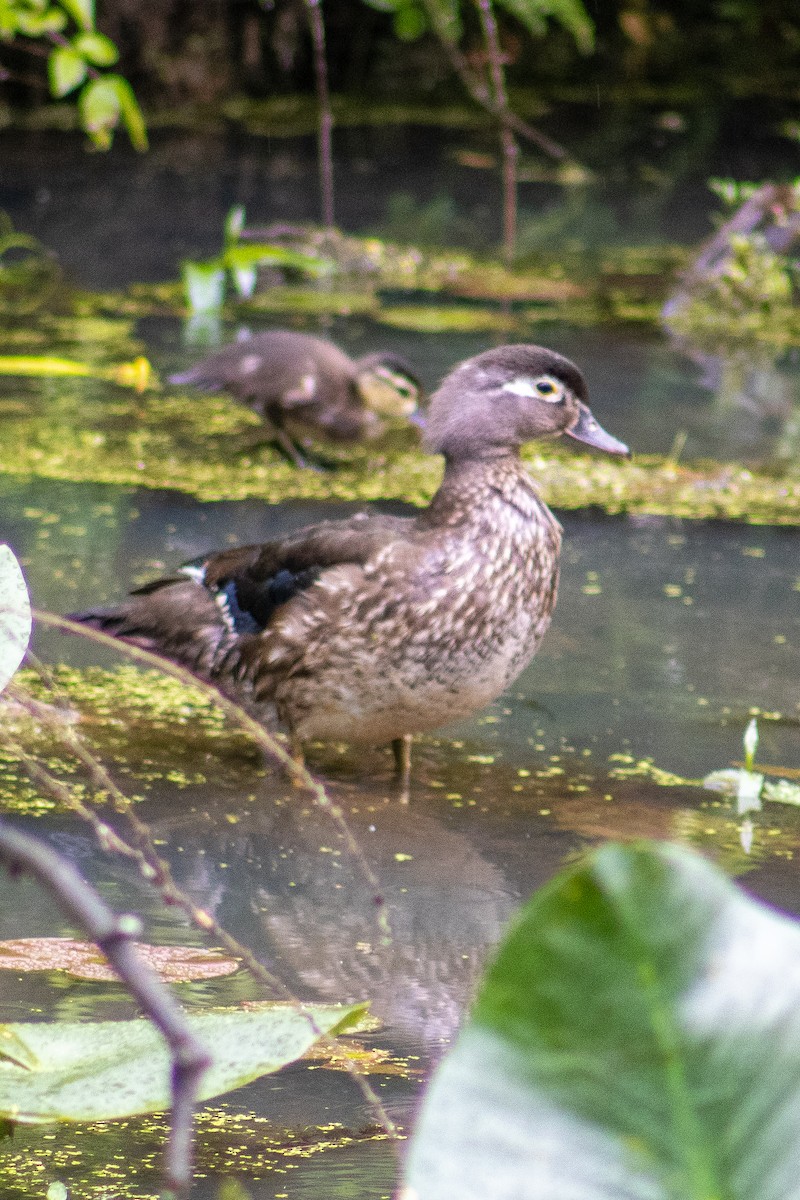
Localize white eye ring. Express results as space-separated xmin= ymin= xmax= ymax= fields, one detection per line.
xmin=502 ymin=374 xmax=564 ymax=403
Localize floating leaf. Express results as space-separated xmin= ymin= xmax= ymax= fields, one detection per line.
xmin=0 ymin=355 xmax=93 ymax=378
xmin=0 ymin=938 xmax=238 ymax=983
xmin=0 ymin=1026 xmax=39 ymax=1072
xmin=0 ymin=1002 xmax=367 ymax=1123
xmin=405 ymin=841 xmax=800 ymax=1199
xmin=0 ymin=546 xmax=31 ymax=694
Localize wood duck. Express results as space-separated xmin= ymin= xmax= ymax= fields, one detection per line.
xmin=169 ymin=330 xmax=422 ymax=467
xmin=73 ymin=344 xmax=629 ymax=799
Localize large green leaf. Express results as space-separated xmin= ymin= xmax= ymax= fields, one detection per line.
xmin=0 ymin=1002 xmax=367 ymax=1123
xmin=404 ymin=842 xmax=800 ymax=1199
xmin=0 ymin=545 xmax=31 ymax=694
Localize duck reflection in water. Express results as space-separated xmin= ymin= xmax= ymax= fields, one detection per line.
xmin=72 ymin=344 xmax=630 ymax=801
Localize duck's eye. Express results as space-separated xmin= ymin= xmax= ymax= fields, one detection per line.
xmin=501 ymin=375 xmax=564 ymax=402
xmin=534 ymin=376 xmax=564 ymax=402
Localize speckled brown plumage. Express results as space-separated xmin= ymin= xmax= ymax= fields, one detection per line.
xmin=73 ymin=343 xmax=629 ymax=792
xmin=169 ymin=330 xmax=421 ymax=464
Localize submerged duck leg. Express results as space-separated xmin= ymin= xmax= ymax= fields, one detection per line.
xmin=231 ymin=419 xmax=315 ymax=470
xmin=392 ymin=735 xmax=413 ymax=804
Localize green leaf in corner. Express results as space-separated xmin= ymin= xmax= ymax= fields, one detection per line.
xmin=0 ymin=1002 xmax=368 ymax=1123
xmin=0 ymin=545 xmax=31 ymax=695
xmin=405 ymin=841 xmax=800 ymax=1199
xmin=47 ymin=45 xmax=87 ymax=98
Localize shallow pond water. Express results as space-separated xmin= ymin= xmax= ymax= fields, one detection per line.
xmin=1 ymin=121 xmax=800 ymax=1197
xmin=1 ymin=459 xmax=799 ymax=1195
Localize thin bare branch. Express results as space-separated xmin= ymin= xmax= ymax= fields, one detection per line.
xmin=0 ymin=819 xmax=211 ymax=1196
xmin=419 ymin=0 xmax=567 ymax=160
xmin=473 ymin=0 xmax=518 ymax=261
xmin=304 ymin=0 xmax=335 ymax=229
xmin=5 ymin=614 xmax=402 ymax=1143
xmin=32 ymin=609 xmax=390 ymax=943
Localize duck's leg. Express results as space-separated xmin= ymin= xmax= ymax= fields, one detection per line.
xmin=392 ymin=735 xmax=412 ymax=805
xmin=232 ymin=419 xmax=312 ymax=469
xmin=287 ymin=732 xmax=308 ymax=786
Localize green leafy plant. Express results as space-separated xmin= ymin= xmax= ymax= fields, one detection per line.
xmin=0 ymin=0 xmax=146 ymax=149
xmin=180 ymin=205 xmax=333 ymax=324
xmin=405 ymin=840 xmax=800 ymax=1198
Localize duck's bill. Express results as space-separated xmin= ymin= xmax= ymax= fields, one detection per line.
xmin=564 ymin=403 xmax=631 ymax=458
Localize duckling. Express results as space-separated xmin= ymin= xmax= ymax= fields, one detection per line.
xmin=72 ymin=344 xmax=629 ymax=799
xmin=169 ymin=330 xmax=421 ymax=467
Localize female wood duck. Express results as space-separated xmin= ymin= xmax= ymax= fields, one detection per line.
xmin=169 ymin=330 xmax=422 ymax=467
xmin=73 ymin=344 xmax=629 ymax=799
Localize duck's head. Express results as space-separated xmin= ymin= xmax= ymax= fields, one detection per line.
xmin=354 ymin=353 xmax=422 ymax=419
xmin=424 ymin=344 xmax=630 ymax=462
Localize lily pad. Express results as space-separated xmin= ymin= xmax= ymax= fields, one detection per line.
xmin=405 ymin=841 xmax=800 ymax=1199
xmin=0 ymin=546 xmax=31 ymax=694
xmin=0 ymin=1001 xmax=367 ymax=1123
xmin=0 ymin=938 xmax=238 ymax=983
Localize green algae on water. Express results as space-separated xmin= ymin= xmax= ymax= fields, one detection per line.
xmin=0 ymin=665 xmax=259 ymax=815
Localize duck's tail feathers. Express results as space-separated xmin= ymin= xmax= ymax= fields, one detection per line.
xmin=168 ymin=366 xmax=226 ymax=393
xmin=66 ymin=579 xmax=245 ymax=680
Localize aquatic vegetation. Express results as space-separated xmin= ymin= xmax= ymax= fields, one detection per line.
xmin=71 ymin=228 xmax=677 ymax=322
xmin=2 ymin=385 xmax=800 ymax=522
xmin=180 ymin=206 xmax=332 ymax=320
xmin=0 ymin=215 xmax=62 ymax=315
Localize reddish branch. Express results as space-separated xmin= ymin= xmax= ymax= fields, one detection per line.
xmin=0 ymin=819 xmax=211 ymax=1196
xmin=304 ymin=0 xmax=335 ymax=229
xmin=474 ymin=0 xmax=518 ymax=262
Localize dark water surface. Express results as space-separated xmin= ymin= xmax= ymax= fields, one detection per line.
xmin=1 ymin=123 xmax=800 ymax=1198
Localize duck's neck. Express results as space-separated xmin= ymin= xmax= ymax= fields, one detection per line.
xmin=420 ymin=450 xmax=549 ymax=529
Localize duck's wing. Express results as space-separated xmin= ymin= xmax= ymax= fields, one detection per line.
xmin=69 ymin=511 xmax=415 ymax=680
xmin=188 ymin=510 xmax=413 ymax=635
